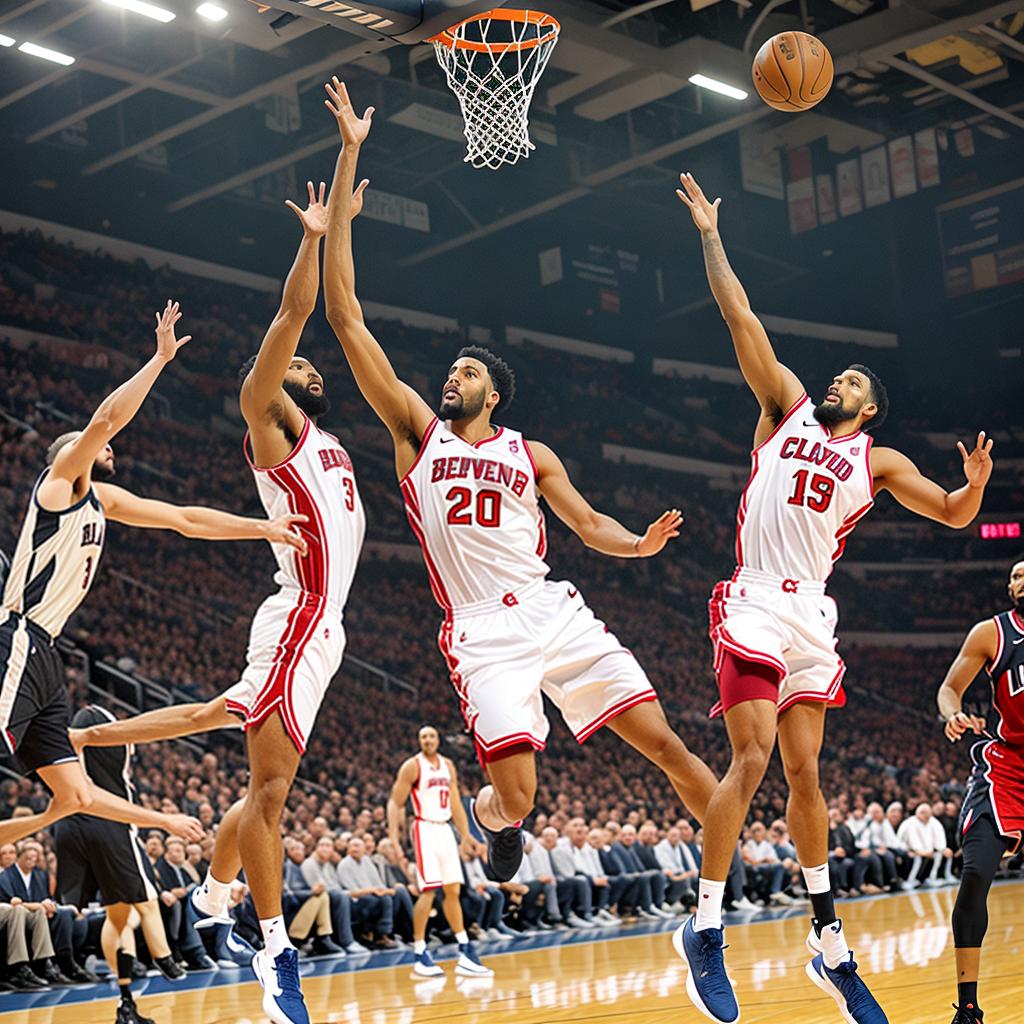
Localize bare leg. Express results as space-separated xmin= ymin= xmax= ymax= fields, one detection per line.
xmin=412 ymin=891 xmax=435 ymax=943
xmin=777 ymin=702 xmax=829 ymax=867
xmin=209 ymin=797 xmax=245 ymax=882
xmin=134 ymin=900 xmax=171 ymax=959
xmin=439 ymin=882 xmax=465 ymax=934
xmin=102 ymin=903 xmax=132 ymax=977
xmin=474 ymin=747 xmax=537 ymax=831
xmin=607 ymin=700 xmax=719 ymax=823
xmin=237 ymin=713 xmax=301 ymax=920
xmin=699 ymin=700 xmax=777 ymax=881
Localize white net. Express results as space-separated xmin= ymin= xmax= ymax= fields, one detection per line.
xmin=431 ymin=10 xmax=560 ymax=171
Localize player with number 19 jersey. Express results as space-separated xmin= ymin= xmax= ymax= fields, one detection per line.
xmin=710 ymin=393 xmax=874 ymax=716
xmin=402 ymin=417 xmax=657 ymax=763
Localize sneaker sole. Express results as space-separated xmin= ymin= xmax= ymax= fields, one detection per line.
xmin=672 ymin=923 xmax=741 ymax=1024
xmin=455 ymin=964 xmax=494 ymax=977
xmin=412 ymin=966 xmax=446 ymax=978
xmin=805 ymin=959 xmax=857 ymax=1024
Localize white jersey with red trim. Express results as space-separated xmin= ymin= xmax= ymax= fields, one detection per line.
xmin=401 ymin=418 xmax=548 ymax=610
xmin=411 ymin=753 xmax=452 ymax=823
xmin=736 ymin=394 xmax=874 ymax=583
xmin=245 ymin=416 xmax=365 ymax=614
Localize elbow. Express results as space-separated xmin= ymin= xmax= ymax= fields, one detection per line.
xmin=325 ymin=299 xmax=359 ymax=331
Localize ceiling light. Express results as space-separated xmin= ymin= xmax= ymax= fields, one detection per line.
xmin=18 ymin=41 xmax=75 ymax=65
xmin=196 ymin=3 xmax=227 ymax=20
xmin=103 ymin=0 xmax=176 ymax=23
xmin=688 ymin=74 xmax=748 ymax=101
xmin=0 ymin=33 xmax=15 ymax=47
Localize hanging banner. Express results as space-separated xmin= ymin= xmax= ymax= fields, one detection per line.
xmin=888 ymin=136 xmax=917 ymax=198
xmin=914 ymin=128 xmax=941 ymax=188
xmin=739 ymin=127 xmax=785 ymax=199
xmin=836 ymin=158 xmax=863 ymax=217
xmin=788 ymin=178 xmax=817 ymax=233
xmin=861 ymin=146 xmax=892 ymax=208
xmin=816 ymin=174 xmax=837 ymax=224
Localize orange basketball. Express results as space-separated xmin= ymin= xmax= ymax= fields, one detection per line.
xmin=751 ymin=31 xmax=833 ymax=112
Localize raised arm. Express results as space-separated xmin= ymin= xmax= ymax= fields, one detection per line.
xmin=321 ymin=78 xmax=434 ymax=463
xmin=239 ymin=182 xmax=327 ymax=430
xmin=387 ymin=757 xmax=418 ymax=852
xmin=873 ymin=432 xmax=993 ymax=529
xmin=93 ymin=483 xmax=308 ymax=553
xmin=676 ymin=173 xmax=803 ymax=417
xmin=38 ymin=302 xmax=189 ymax=509
xmin=530 ymin=441 xmax=682 ymax=558
xmin=937 ymin=618 xmax=996 ymax=740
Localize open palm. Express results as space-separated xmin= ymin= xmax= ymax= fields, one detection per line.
xmin=676 ymin=172 xmax=721 ymax=234
xmin=325 ymin=76 xmax=374 ymax=147
xmin=286 ymin=180 xmax=329 ymax=236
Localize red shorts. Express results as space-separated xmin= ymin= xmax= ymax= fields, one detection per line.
xmin=962 ymin=740 xmax=1024 ymax=839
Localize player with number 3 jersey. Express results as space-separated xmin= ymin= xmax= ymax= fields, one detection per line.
xmin=323 ymin=78 xmax=719 ymax=885
xmin=673 ymin=172 xmax=994 ymax=1024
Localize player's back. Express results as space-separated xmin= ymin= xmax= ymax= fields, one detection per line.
xmin=988 ymin=610 xmax=1024 ymax=748
xmin=401 ymin=418 xmax=548 ymax=610
xmin=2 ymin=470 xmax=105 ymax=638
xmin=736 ymin=394 xmax=874 ymax=582
xmin=411 ymin=752 xmax=452 ymax=823
xmin=245 ymin=416 xmax=365 ymax=616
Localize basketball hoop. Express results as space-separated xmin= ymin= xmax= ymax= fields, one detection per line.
xmin=429 ymin=8 xmax=560 ymax=170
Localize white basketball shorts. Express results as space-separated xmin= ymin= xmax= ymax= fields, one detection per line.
xmin=437 ymin=578 xmax=657 ymax=761
xmin=222 ymin=588 xmax=345 ymax=754
xmin=708 ymin=566 xmax=846 ymax=717
xmin=412 ymin=819 xmax=462 ymax=890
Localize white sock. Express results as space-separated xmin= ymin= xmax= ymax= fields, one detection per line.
xmin=455 ymin=930 xmax=469 ymax=946
xmin=193 ymin=871 xmax=232 ymax=918
xmin=801 ymin=862 xmax=831 ymax=896
xmin=815 ymin=918 xmax=849 ymax=970
xmin=694 ymin=878 xmax=725 ymax=932
xmin=259 ymin=916 xmax=293 ymax=959
xmin=413 ymin=940 xmax=426 ymax=955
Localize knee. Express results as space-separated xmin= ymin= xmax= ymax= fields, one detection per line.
xmin=783 ymin=756 xmax=820 ymax=798
xmin=640 ymin=724 xmax=686 ymax=769
xmin=497 ymin=784 xmax=534 ymax=823
xmin=249 ymin=775 xmax=291 ymax=818
xmin=731 ymin=738 xmax=773 ymax=786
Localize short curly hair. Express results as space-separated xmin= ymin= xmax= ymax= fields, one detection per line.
xmin=456 ymin=345 xmax=516 ymax=413
xmin=849 ymin=363 xmax=888 ymax=432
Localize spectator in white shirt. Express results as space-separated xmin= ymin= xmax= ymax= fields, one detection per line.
xmin=741 ymin=823 xmax=791 ymax=905
xmin=337 ymin=837 xmax=398 ymax=948
xmin=565 ymin=819 xmax=618 ymax=925
xmin=855 ymin=803 xmax=901 ymax=890
xmin=897 ymin=804 xmax=954 ymax=888
xmin=653 ymin=826 xmax=698 ymax=909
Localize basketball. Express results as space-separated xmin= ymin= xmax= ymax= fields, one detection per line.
xmin=751 ymin=31 xmax=833 ymax=112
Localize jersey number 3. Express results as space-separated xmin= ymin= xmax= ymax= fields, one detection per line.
xmin=446 ymin=487 xmax=502 ymax=528
xmin=787 ymin=470 xmax=835 ymax=513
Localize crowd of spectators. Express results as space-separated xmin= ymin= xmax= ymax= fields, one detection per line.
xmin=1 ymin=224 xmax=1021 ymax=986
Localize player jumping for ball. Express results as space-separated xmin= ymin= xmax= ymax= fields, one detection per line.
xmin=0 ymin=302 xmax=306 ymax=851
xmin=936 ymin=558 xmax=1024 ymax=1024
xmin=321 ymin=79 xmax=718 ymax=892
xmin=674 ymin=172 xmax=994 ymax=1024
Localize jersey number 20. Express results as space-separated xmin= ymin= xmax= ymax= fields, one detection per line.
xmin=446 ymin=487 xmax=502 ymax=528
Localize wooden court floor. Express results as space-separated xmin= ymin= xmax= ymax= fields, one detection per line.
xmin=7 ymin=882 xmax=1022 ymax=1024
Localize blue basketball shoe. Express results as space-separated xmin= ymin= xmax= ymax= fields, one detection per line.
xmin=806 ymin=952 xmax=889 ymax=1024
xmin=412 ymin=948 xmax=445 ymax=978
xmin=252 ymin=948 xmax=309 ymax=1024
xmin=187 ymin=889 xmax=255 ymax=968
xmin=672 ymin=917 xmax=740 ymax=1023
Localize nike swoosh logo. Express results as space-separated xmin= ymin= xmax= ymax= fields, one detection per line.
xmin=568 ymin=588 xmax=578 ymax=598
xmin=1014 ymin=638 xmax=1024 ymax=645
xmin=439 ymin=436 xmax=456 ymax=444
xmin=803 ymin=420 xmax=818 ymax=427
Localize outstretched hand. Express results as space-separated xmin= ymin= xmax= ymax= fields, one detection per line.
xmin=285 ymin=180 xmax=328 ymax=237
xmin=265 ymin=513 xmax=309 ymax=555
xmin=636 ymin=508 xmax=684 ymax=557
xmin=154 ymin=300 xmax=191 ymax=363
xmin=325 ymin=76 xmax=374 ymax=147
xmin=957 ymin=431 xmax=994 ymax=489
xmin=675 ymin=172 xmax=721 ymax=234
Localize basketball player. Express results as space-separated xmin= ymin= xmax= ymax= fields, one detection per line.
xmin=387 ymin=725 xmax=493 ymax=978
xmin=321 ymin=79 xmax=718 ymax=884
xmin=936 ymin=558 xmax=1024 ymax=1024
xmin=57 ymin=704 xmax=187 ymax=1024
xmin=673 ymin=172 xmax=994 ymax=1024
xmin=0 ymin=300 xmax=308 ymax=851
xmin=73 ymin=181 xmax=369 ymax=1024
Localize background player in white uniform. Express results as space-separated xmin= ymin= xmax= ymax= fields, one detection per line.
xmin=0 ymin=301 xmax=305 ymax=851
xmin=674 ymin=173 xmax=995 ymax=1024
xmin=73 ymin=182 xmax=368 ymax=1024
xmin=387 ymin=725 xmax=492 ymax=979
xmin=322 ymin=80 xmax=718 ymax=884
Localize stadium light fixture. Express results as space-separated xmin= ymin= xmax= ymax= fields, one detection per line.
xmin=688 ymin=73 xmax=748 ymax=101
xmin=103 ymin=0 xmax=176 ymax=23
xmin=18 ymin=41 xmax=76 ymax=65
xmin=0 ymin=33 xmax=15 ymax=46
xmin=196 ymin=3 xmax=228 ymax=21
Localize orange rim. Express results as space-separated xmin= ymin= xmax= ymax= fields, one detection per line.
xmin=428 ymin=8 xmax=560 ymax=53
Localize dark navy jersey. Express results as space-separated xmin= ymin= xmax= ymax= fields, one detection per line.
xmin=987 ymin=610 xmax=1024 ymax=749
xmin=70 ymin=705 xmax=133 ymax=801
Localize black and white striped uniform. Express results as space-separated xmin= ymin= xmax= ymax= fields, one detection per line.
xmin=0 ymin=469 xmax=105 ymax=772
xmin=56 ymin=705 xmax=158 ymax=908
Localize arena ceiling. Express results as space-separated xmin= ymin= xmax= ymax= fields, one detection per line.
xmin=0 ymin=0 xmax=1021 ymax=273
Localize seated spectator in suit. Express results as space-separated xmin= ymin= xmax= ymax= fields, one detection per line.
xmin=768 ymin=820 xmax=803 ymax=896
xmin=282 ymin=837 xmax=343 ymax=956
xmin=532 ymin=826 xmax=594 ymax=928
xmin=637 ymin=821 xmax=692 ymax=909
xmin=0 ymin=882 xmax=64 ymax=989
xmin=154 ymin=837 xmax=215 ymax=970
xmin=828 ymin=808 xmax=856 ymax=896
xmin=580 ymin=826 xmax=629 ymax=922
xmin=0 ymin=840 xmax=90 ymax=981
xmin=615 ymin=824 xmax=673 ymax=917
xmin=300 ymin=836 xmax=366 ymax=953
xmin=742 ymin=823 xmax=791 ymax=905
xmin=461 ymin=841 xmax=516 ymax=939
xmin=338 ymin=837 xmax=399 ymax=949
xmin=654 ymin=825 xmax=699 ymax=909
xmin=363 ymin=834 xmax=414 ymax=941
